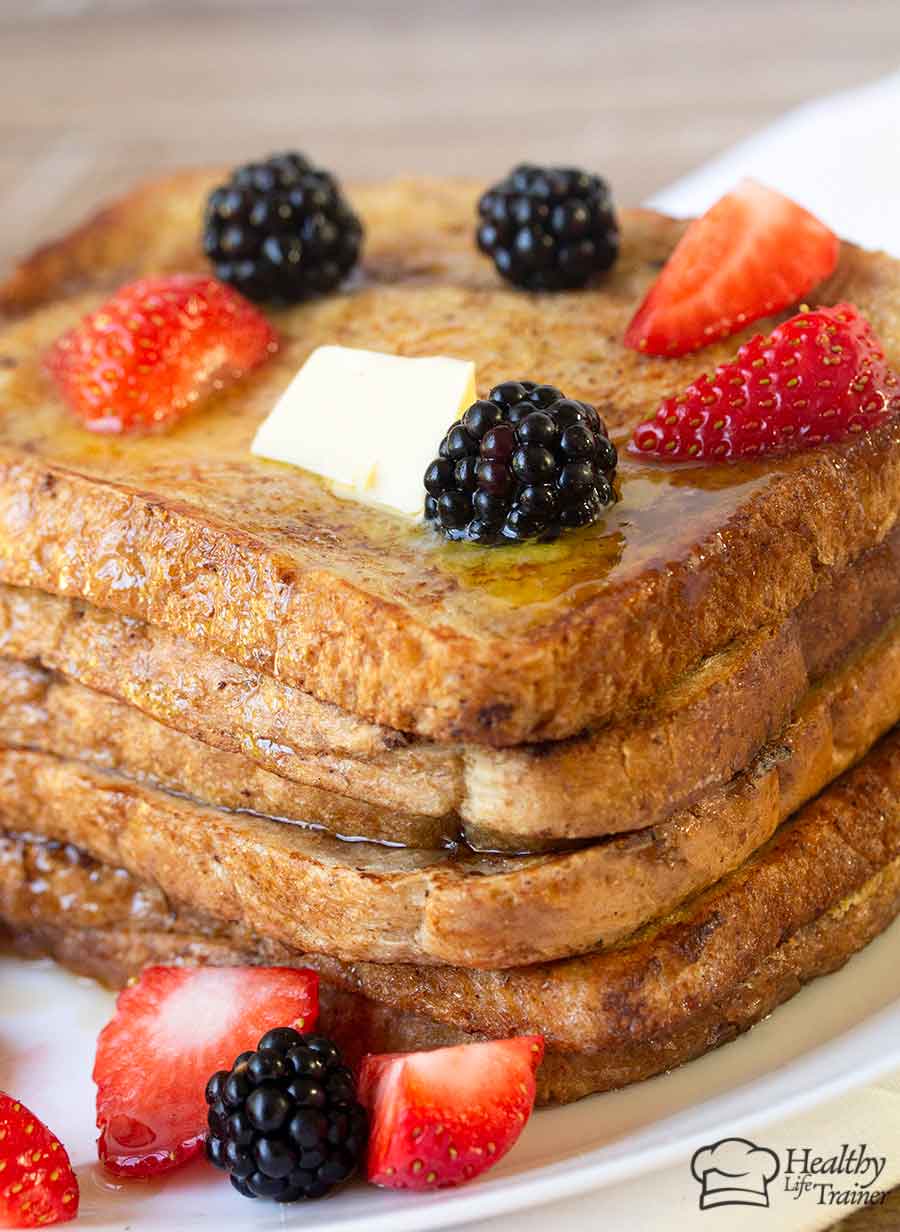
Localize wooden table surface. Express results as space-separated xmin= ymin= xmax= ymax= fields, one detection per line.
xmin=2 ymin=0 xmax=900 ymax=271
xmin=3 ymin=2 xmax=900 ymax=1227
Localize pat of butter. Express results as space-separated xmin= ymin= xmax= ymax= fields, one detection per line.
xmin=251 ymin=345 xmax=477 ymax=516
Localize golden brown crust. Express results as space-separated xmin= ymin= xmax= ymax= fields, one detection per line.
xmin=1 ymin=522 xmax=899 ymax=846
xmin=2 ymin=615 xmax=900 ymax=967
xmin=2 ymin=176 xmax=900 ymax=745
xmin=5 ymin=819 xmax=900 ymax=1106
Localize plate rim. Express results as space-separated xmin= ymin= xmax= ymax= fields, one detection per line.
xmin=6 ymin=951 xmax=900 ymax=1232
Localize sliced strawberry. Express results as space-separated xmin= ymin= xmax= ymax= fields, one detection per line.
xmin=94 ymin=965 xmax=318 ymax=1178
xmin=625 ymin=180 xmax=839 ymax=357
xmin=46 ymin=274 xmax=276 ymax=433
xmin=629 ymin=302 xmax=900 ymax=461
xmin=358 ymin=1036 xmax=544 ymax=1190
xmin=0 ymin=1092 xmax=79 ymax=1228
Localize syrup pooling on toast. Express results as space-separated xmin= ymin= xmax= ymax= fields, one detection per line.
xmin=431 ymin=454 xmax=781 ymax=605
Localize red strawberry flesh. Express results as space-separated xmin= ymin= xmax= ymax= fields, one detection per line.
xmin=94 ymin=965 xmax=318 ymax=1178
xmin=45 ymin=274 xmax=276 ymax=433
xmin=0 ymin=1092 xmax=79 ymax=1228
xmin=630 ymin=303 xmax=900 ymax=461
xmin=625 ymin=180 xmax=839 ymax=357
xmin=358 ymin=1035 xmax=544 ymax=1190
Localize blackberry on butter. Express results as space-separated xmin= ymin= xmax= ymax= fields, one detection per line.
xmin=205 ymin=1028 xmax=367 ymax=1203
xmin=204 ymin=152 xmax=363 ymax=304
xmin=424 ymin=382 xmax=617 ymax=545
xmin=477 ymin=164 xmax=619 ymax=291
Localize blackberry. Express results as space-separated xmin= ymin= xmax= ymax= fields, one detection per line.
xmin=203 ymin=152 xmax=363 ymax=304
xmin=424 ymin=382 xmax=617 ymax=545
xmin=477 ymin=164 xmax=619 ymax=291
xmin=205 ymin=1028 xmax=367 ymax=1203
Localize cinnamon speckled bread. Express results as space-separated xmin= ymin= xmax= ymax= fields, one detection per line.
xmin=3 ymin=610 xmax=900 ymax=968
xmin=1 ymin=522 xmax=899 ymax=848
xmin=5 ymin=721 xmax=900 ymax=1105
xmin=2 ymin=175 xmax=900 ymax=746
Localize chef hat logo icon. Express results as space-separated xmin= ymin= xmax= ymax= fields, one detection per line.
xmin=691 ymin=1137 xmax=780 ymax=1209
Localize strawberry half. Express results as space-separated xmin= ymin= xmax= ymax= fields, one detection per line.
xmin=625 ymin=180 xmax=839 ymax=357
xmin=46 ymin=274 xmax=276 ymax=433
xmin=358 ymin=1036 xmax=544 ymax=1191
xmin=94 ymin=965 xmax=318 ymax=1179
xmin=0 ymin=1092 xmax=79 ymax=1228
xmin=629 ymin=303 xmax=900 ymax=461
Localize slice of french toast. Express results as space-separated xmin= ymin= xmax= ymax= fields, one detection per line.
xmin=2 ymin=176 xmax=900 ymax=746
xmin=1 ymin=521 xmax=899 ymax=847
xmin=5 ymin=721 xmax=900 ymax=1103
xmin=2 ymin=610 xmax=900 ymax=968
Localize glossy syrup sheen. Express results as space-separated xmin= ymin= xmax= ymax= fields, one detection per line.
xmin=432 ymin=456 xmax=781 ymax=606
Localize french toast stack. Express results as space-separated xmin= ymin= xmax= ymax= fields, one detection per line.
xmin=3 ymin=176 xmax=900 ymax=1104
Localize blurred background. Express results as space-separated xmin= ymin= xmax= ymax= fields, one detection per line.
xmin=1 ymin=0 xmax=899 ymax=271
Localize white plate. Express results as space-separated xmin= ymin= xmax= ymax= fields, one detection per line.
xmin=4 ymin=919 xmax=900 ymax=1232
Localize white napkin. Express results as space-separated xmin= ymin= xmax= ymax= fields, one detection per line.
xmin=650 ymin=68 xmax=900 ymax=257
xmin=464 ymin=69 xmax=900 ymax=1232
